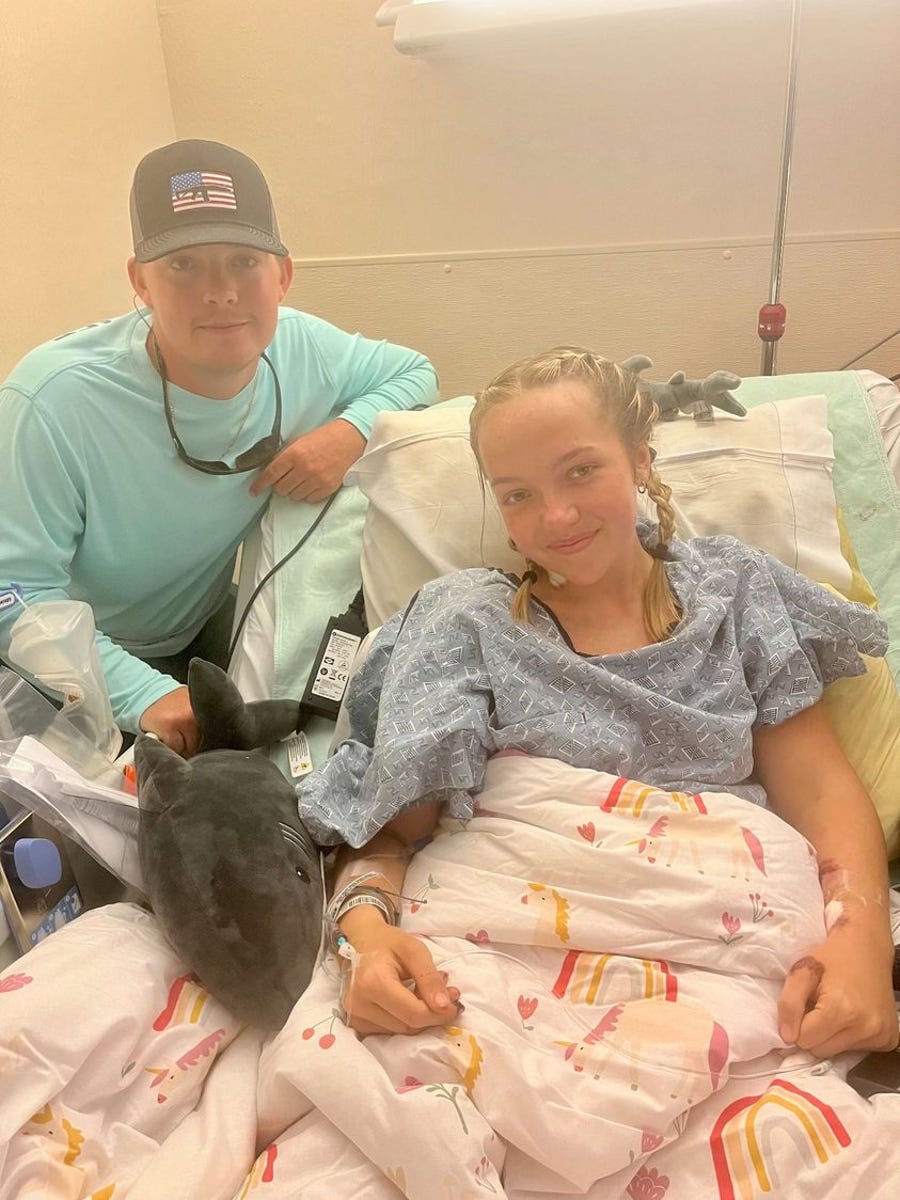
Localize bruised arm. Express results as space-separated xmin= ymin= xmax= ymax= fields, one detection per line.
xmin=753 ymin=702 xmax=897 ymax=1056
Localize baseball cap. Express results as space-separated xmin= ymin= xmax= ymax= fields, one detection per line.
xmin=130 ymin=139 xmax=289 ymax=262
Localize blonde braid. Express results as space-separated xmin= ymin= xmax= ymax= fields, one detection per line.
xmin=643 ymin=469 xmax=680 ymax=641
xmin=511 ymin=559 xmax=544 ymax=624
xmin=646 ymin=467 xmax=676 ymax=550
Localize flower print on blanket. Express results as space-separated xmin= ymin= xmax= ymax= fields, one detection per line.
xmin=626 ymin=1164 xmax=671 ymax=1199
xmin=0 ymin=972 xmax=33 ymax=992
xmin=1 ymin=904 xmax=250 ymax=1200
xmin=265 ymin=754 xmax=830 ymax=1198
xmin=4 ymin=770 xmax=899 ymax=1199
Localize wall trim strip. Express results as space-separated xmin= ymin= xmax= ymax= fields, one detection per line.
xmin=293 ymin=229 xmax=900 ymax=270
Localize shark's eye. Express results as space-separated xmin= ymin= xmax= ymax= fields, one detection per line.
xmin=279 ymin=821 xmax=316 ymax=884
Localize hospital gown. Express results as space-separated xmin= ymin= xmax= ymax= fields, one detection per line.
xmin=297 ymin=525 xmax=887 ymax=846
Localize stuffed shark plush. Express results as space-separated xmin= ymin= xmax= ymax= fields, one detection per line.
xmin=134 ymin=660 xmax=322 ymax=1030
xmin=622 ymin=355 xmax=745 ymax=422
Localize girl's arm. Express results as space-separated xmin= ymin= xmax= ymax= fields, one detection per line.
xmin=753 ymin=702 xmax=898 ymax=1058
xmin=331 ymin=799 xmax=462 ymax=1035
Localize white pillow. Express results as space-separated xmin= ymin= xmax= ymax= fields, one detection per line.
xmin=348 ymin=393 xmax=852 ymax=626
xmin=348 ymin=399 xmax=518 ymax=626
xmin=637 ymin=394 xmax=851 ymax=595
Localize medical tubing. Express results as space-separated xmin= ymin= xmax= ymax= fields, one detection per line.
xmin=226 ymin=490 xmax=339 ymax=668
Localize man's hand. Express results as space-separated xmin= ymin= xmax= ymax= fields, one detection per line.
xmin=139 ymin=686 xmax=200 ymax=757
xmin=778 ymin=924 xmax=899 ymax=1059
xmin=249 ymin=419 xmax=366 ymax=502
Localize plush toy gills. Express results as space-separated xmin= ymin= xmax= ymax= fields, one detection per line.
xmin=134 ymin=660 xmax=323 ymax=1030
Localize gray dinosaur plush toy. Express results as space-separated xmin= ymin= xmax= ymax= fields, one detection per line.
xmin=134 ymin=659 xmax=322 ymax=1030
xmin=622 ymin=355 xmax=746 ymax=422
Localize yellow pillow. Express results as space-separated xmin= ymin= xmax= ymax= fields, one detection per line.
xmin=822 ymin=654 xmax=900 ymax=860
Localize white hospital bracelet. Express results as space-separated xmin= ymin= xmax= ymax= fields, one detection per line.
xmin=325 ymin=871 xmax=382 ymax=925
xmin=335 ymin=893 xmax=394 ymax=926
xmin=325 ymin=873 xmax=400 ymax=953
xmin=329 ymin=893 xmax=395 ymax=956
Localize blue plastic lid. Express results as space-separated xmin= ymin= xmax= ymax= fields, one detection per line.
xmin=11 ymin=838 xmax=63 ymax=889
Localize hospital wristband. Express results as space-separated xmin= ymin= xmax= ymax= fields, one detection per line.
xmin=325 ymin=876 xmax=399 ymax=952
xmin=335 ymin=892 xmax=395 ymax=927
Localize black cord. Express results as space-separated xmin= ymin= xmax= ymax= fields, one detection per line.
xmin=226 ymin=491 xmax=340 ymax=669
xmin=838 ymin=327 xmax=900 ymax=371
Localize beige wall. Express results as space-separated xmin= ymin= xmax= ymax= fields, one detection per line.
xmin=158 ymin=0 xmax=899 ymax=252
xmin=285 ymin=235 xmax=900 ymax=399
xmin=3 ymin=1 xmax=898 ymax=393
xmin=0 ymin=0 xmax=175 ymax=376
xmin=155 ymin=0 xmax=900 ymax=394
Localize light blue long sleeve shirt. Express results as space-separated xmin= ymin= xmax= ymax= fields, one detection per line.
xmin=0 ymin=308 xmax=437 ymax=730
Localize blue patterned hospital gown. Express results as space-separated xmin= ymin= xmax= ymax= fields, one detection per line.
xmin=297 ymin=525 xmax=887 ymax=847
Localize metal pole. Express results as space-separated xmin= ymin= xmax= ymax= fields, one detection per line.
xmin=760 ymin=0 xmax=803 ymax=375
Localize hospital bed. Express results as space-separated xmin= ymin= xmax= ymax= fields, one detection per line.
xmin=232 ymin=367 xmax=900 ymax=866
xmin=1 ymin=367 xmax=899 ymax=1199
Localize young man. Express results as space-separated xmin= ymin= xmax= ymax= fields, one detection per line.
xmin=0 ymin=139 xmax=437 ymax=753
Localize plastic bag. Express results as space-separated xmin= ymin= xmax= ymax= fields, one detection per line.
xmin=6 ymin=599 xmax=122 ymax=760
xmin=0 ymin=667 xmax=121 ymax=786
xmin=0 ymin=668 xmax=141 ymax=890
xmin=0 ymin=741 xmax=143 ymax=892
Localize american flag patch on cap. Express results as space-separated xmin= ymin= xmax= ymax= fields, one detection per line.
xmin=170 ymin=170 xmax=237 ymax=213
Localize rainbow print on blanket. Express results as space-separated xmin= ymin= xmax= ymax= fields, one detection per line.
xmin=2 ymin=757 xmax=897 ymax=1199
xmin=710 ymin=1078 xmax=852 ymax=1200
xmin=552 ymin=950 xmax=678 ymax=1005
xmin=600 ymin=776 xmax=709 ymax=817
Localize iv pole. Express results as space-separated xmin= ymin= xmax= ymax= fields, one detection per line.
xmin=759 ymin=0 xmax=803 ymax=375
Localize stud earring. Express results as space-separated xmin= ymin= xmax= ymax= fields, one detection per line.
xmin=637 ymin=482 xmax=648 ymax=495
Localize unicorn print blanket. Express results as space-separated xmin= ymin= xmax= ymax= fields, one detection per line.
xmin=2 ymin=753 xmax=899 ymax=1198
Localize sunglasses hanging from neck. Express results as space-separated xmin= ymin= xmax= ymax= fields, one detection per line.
xmin=152 ymin=335 xmax=283 ymax=475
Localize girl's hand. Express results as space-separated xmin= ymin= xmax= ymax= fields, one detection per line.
xmin=778 ymin=924 xmax=899 ymax=1058
xmin=338 ymin=910 xmax=461 ymax=1036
